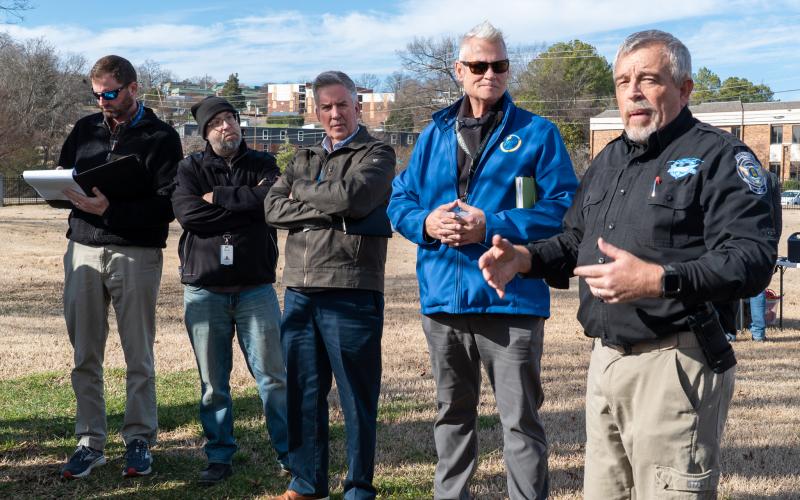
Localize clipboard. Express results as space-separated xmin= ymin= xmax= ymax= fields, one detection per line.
xmin=22 ymin=168 xmax=85 ymax=209
xmin=74 ymin=154 xmax=150 ymax=200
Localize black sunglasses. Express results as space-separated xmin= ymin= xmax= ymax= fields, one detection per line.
xmin=460 ymin=59 xmax=510 ymax=75
xmin=91 ymin=85 xmax=127 ymax=101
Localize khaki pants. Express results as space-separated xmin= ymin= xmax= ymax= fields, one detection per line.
xmin=64 ymin=240 xmax=162 ymax=450
xmin=584 ymin=332 xmax=735 ymax=499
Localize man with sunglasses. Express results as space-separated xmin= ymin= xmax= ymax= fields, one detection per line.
xmin=58 ymin=55 xmax=182 ymax=480
xmin=388 ymin=21 xmax=577 ymax=499
xmin=172 ymin=96 xmax=287 ymax=485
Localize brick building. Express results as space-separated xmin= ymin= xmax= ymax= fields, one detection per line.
xmin=590 ymin=101 xmax=800 ymax=181
xmin=266 ymin=83 xmax=307 ymax=115
xmin=171 ymin=81 xmax=396 ymax=130
xmin=303 ymin=88 xmax=395 ymax=129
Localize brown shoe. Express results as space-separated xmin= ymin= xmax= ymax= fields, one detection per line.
xmin=270 ymin=490 xmax=329 ymax=500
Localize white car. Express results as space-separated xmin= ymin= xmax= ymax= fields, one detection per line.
xmin=781 ymin=190 xmax=800 ymax=206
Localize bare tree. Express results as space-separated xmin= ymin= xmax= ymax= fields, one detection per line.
xmin=189 ymin=74 xmax=217 ymax=89
xmin=388 ymin=37 xmax=465 ymax=131
xmin=136 ymin=59 xmax=177 ymax=120
xmin=355 ymin=73 xmax=382 ymax=92
xmin=0 ymin=0 xmax=32 ymax=23
xmin=137 ymin=59 xmax=175 ymax=96
xmin=506 ymin=43 xmax=544 ymax=94
xmin=398 ymin=36 xmax=460 ymax=93
xmin=0 ymin=34 xmax=88 ymax=174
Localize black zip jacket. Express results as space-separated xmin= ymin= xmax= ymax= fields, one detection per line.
xmin=525 ymin=107 xmax=778 ymax=346
xmin=58 ymin=106 xmax=183 ymax=248
xmin=172 ymin=141 xmax=280 ymax=286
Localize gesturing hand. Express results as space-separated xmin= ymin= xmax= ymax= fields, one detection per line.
xmin=572 ymin=238 xmax=664 ymax=303
xmin=478 ymin=234 xmax=532 ymax=299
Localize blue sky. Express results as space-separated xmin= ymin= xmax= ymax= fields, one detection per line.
xmin=5 ymin=0 xmax=800 ymax=101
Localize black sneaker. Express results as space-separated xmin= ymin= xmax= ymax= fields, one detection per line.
xmin=198 ymin=463 xmax=232 ymax=485
xmin=122 ymin=439 xmax=152 ymax=477
xmin=61 ymin=445 xmax=106 ymax=479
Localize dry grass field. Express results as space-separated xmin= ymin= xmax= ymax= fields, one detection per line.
xmin=0 ymin=204 xmax=799 ymax=499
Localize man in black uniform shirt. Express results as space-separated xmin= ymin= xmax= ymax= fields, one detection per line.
xmin=478 ymin=30 xmax=777 ymax=498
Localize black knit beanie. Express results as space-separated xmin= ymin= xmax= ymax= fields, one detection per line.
xmin=191 ymin=96 xmax=237 ymax=139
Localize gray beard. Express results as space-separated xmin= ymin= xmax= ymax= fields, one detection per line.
xmin=211 ymin=138 xmax=241 ymax=158
xmin=625 ymin=122 xmax=658 ymax=144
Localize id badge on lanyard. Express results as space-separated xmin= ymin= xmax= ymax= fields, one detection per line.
xmin=220 ymin=233 xmax=233 ymax=266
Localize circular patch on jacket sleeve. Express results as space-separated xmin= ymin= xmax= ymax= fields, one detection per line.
xmin=735 ymin=151 xmax=767 ymax=195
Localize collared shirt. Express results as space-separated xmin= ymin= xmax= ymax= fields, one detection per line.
xmin=526 ymin=106 xmax=777 ymax=346
xmin=105 ymin=102 xmax=145 ymax=159
xmin=321 ymin=125 xmax=361 ymax=153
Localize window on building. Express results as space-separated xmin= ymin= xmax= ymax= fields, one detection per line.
xmin=793 ymin=125 xmax=800 ymax=144
xmin=790 ymin=162 xmax=800 ymax=180
xmin=770 ymin=125 xmax=783 ymax=145
xmin=730 ymin=125 xmax=741 ymax=139
xmin=262 ymin=129 xmax=269 ymax=140
xmin=280 ymin=130 xmax=287 ymax=141
xmin=297 ymin=131 xmax=304 ymax=142
xmin=390 ymin=134 xmax=398 ymax=145
xmin=769 ymin=163 xmax=781 ymax=178
xmin=406 ymin=134 xmax=414 ymax=145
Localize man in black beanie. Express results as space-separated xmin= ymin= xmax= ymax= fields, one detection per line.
xmin=172 ymin=96 xmax=288 ymax=484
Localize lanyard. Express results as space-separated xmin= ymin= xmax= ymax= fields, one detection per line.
xmin=455 ymin=112 xmax=502 ymax=200
xmin=455 ymin=115 xmax=498 ymax=162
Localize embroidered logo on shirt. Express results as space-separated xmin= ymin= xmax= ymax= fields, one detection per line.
xmin=499 ymin=134 xmax=522 ymax=153
xmin=735 ymin=151 xmax=767 ymax=194
xmin=667 ymin=157 xmax=703 ymax=179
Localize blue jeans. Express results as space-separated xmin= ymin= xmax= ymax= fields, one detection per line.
xmin=749 ymin=291 xmax=767 ymax=340
xmin=281 ymin=288 xmax=383 ymax=500
xmin=184 ymin=284 xmax=288 ymax=465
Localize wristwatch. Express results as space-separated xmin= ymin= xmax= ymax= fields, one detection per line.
xmin=661 ymin=264 xmax=682 ymax=298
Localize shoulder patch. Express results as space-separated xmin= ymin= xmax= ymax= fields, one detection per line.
xmin=667 ymin=157 xmax=703 ymax=179
xmin=735 ymin=152 xmax=767 ymax=195
xmin=500 ymin=134 xmax=522 ymax=153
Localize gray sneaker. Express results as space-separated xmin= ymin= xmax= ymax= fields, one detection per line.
xmin=61 ymin=445 xmax=106 ymax=479
xmin=122 ymin=439 xmax=152 ymax=477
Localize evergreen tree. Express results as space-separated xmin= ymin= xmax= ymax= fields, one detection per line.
xmin=275 ymin=138 xmax=295 ymax=173
xmin=220 ymin=72 xmax=246 ymax=110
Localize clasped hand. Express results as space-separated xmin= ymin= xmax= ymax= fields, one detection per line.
xmin=424 ymin=199 xmax=486 ymax=247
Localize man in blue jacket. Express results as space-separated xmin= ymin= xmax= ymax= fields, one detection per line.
xmin=172 ymin=96 xmax=287 ymax=485
xmin=388 ymin=21 xmax=577 ymax=500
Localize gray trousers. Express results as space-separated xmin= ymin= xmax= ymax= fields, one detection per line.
xmin=422 ymin=314 xmax=548 ymax=500
xmin=64 ymin=241 xmax=162 ymax=450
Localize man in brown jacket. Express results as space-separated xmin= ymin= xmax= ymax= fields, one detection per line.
xmin=264 ymin=70 xmax=395 ymax=500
